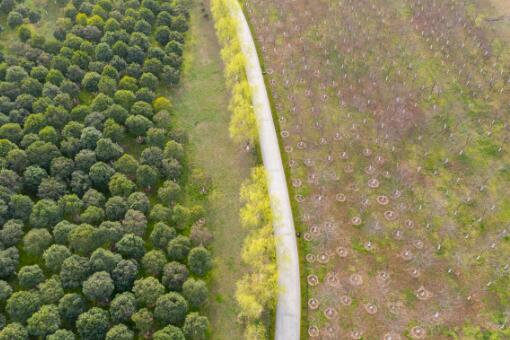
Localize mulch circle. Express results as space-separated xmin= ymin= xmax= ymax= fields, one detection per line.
xmin=307 ymin=274 xmax=319 ymax=286
xmin=410 ymin=326 xmax=427 ymax=339
xmin=308 ymin=298 xmax=319 ymax=310
xmin=308 ymin=326 xmax=320 ymax=337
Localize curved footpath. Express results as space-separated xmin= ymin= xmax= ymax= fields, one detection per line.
xmin=225 ymin=1 xmax=301 ymax=339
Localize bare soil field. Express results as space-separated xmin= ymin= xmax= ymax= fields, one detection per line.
xmin=244 ymin=0 xmax=510 ymax=338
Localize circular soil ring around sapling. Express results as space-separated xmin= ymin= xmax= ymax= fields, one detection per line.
xmin=368 ymin=178 xmax=380 ymax=188
xmin=317 ymin=253 xmax=330 ymax=264
xmin=340 ymin=295 xmax=352 ymax=305
xmin=349 ymin=273 xmax=363 ymax=286
xmin=307 ymin=274 xmax=319 ymax=286
xmin=336 ymin=193 xmax=347 ymax=202
xmin=308 ymin=298 xmax=319 ymax=310
xmin=410 ymin=326 xmax=427 ymax=339
xmin=383 ymin=333 xmax=402 ymax=340
xmin=324 ymin=307 xmax=338 ymax=319
xmin=384 ymin=210 xmax=398 ymax=221
xmin=377 ymin=195 xmax=390 ymax=205
xmin=364 ymin=303 xmax=378 ymax=315
xmin=308 ymin=326 xmax=320 ymax=338
xmin=350 ymin=330 xmax=363 ymax=339
xmin=336 ymin=246 xmax=349 ymax=258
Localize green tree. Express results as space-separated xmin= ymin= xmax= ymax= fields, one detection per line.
xmin=0 ymin=247 xmax=19 ymax=279
xmin=26 ymin=141 xmax=61 ymax=169
xmin=17 ymin=25 xmax=32 ymax=42
xmin=113 ymin=154 xmax=139 ymax=178
xmin=125 ymin=115 xmax=153 ymax=136
xmin=147 ymin=128 xmax=166 ymax=148
xmin=95 ymin=138 xmax=123 ymax=162
xmin=110 ymin=292 xmax=136 ymax=324
xmin=80 ymin=128 xmax=102 ymax=150
xmin=43 ymin=244 xmax=71 ymax=273
xmin=82 ymin=271 xmax=114 ymax=303
xmin=150 ymin=222 xmax=176 ymax=249
xmin=154 ymin=292 xmax=188 ymax=325
xmin=52 ymin=221 xmax=77 ymax=245
xmin=136 ymin=164 xmax=159 ymax=189
xmin=76 ymin=307 xmax=110 ymax=340
xmin=6 ymin=149 xmax=28 ymax=174
xmin=155 ymin=26 xmax=171 ymax=45
xmin=153 ymin=325 xmax=185 ymax=340
xmin=163 ymin=140 xmax=184 ymax=162
xmin=58 ymin=293 xmax=86 ymax=324
xmin=38 ymin=276 xmax=64 ymax=304
xmin=149 ymin=204 xmax=171 ymax=223
xmin=114 ymin=90 xmax=136 ymax=110
xmin=157 ymin=180 xmax=181 ymax=206
xmin=141 ymin=249 xmax=167 ymax=277
xmin=50 ymin=157 xmax=75 ymax=180
xmin=23 ymin=228 xmax=53 ymax=256
xmin=161 ymin=261 xmax=188 ymax=291
xmin=183 ymin=313 xmax=210 ymax=340
xmin=82 ymin=189 xmax=106 ymax=207
xmin=82 ymin=72 xmax=101 ymax=92
xmin=188 ymin=247 xmax=213 ymax=277
xmin=0 ymin=280 xmax=12 ymax=302
xmin=122 ymin=209 xmax=147 ymax=236
xmin=38 ymin=177 xmax=67 ymax=200
xmin=116 ymin=233 xmax=145 ymax=259
xmin=27 ymin=304 xmax=61 ymax=337
xmin=59 ymin=194 xmax=84 ymax=221
xmin=18 ymin=264 xmax=45 ymax=289
xmin=60 ymin=255 xmax=90 ymax=289
xmin=112 ymin=259 xmax=138 ymax=292
xmin=105 ymin=324 xmax=133 ymax=340
xmin=95 ymin=42 xmax=113 ymax=62
xmin=30 ymin=198 xmax=62 ymax=228
xmin=98 ymin=76 xmax=116 ymax=96
xmin=6 ymin=290 xmax=41 ymax=323
xmin=166 ymin=235 xmax=191 ymax=262
xmin=131 ymin=308 xmax=153 ymax=337
xmin=109 ymin=173 xmax=136 ymax=197
xmin=102 ymin=118 xmax=125 ymax=142
xmin=127 ymin=192 xmax=150 ymax=213
xmin=132 ymin=277 xmax=164 ymax=307
xmin=89 ymin=162 xmax=115 ymax=190
xmin=183 ymin=278 xmax=208 ymax=310
xmin=80 ymin=205 xmax=105 ymax=225
xmin=0 ymin=123 xmax=22 ymax=143
xmin=0 ymin=323 xmax=28 ymax=340
xmin=89 ymin=248 xmax=122 ymax=273
xmin=140 ymin=146 xmax=163 ymax=168
xmin=68 ymin=224 xmax=101 ymax=255
xmin=0 ymin=219 xmax=24 ymax=247
xmin=47 ymin=329 xmax=76 ymax=340
xmin=105 ymin=196 xmax=128 ymax=221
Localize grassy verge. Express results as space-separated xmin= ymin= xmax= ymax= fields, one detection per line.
xmin=168 ymin=1 xmax=254 ymax=338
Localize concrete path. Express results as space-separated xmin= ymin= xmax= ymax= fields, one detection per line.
xmin=225 ymin=1 xmax=301 ymax=339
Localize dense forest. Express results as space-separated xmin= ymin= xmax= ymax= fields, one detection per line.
xmin=0 ymin=0 xmax=213 ymax=339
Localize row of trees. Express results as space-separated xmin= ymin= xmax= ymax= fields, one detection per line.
xmin=212 ymin=1 xmax=277 ymax=338
xmin=0 ymin=0 xmax=213 ymax=339
xmin=211 ymin=0 xmax=257 ymax=147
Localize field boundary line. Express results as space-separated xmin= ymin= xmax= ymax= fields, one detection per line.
xmin=225 ymin=1 xmax=301 ymax=339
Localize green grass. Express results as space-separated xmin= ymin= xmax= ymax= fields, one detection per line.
xmin=167 ymin=1 xmax=254 ymax=339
